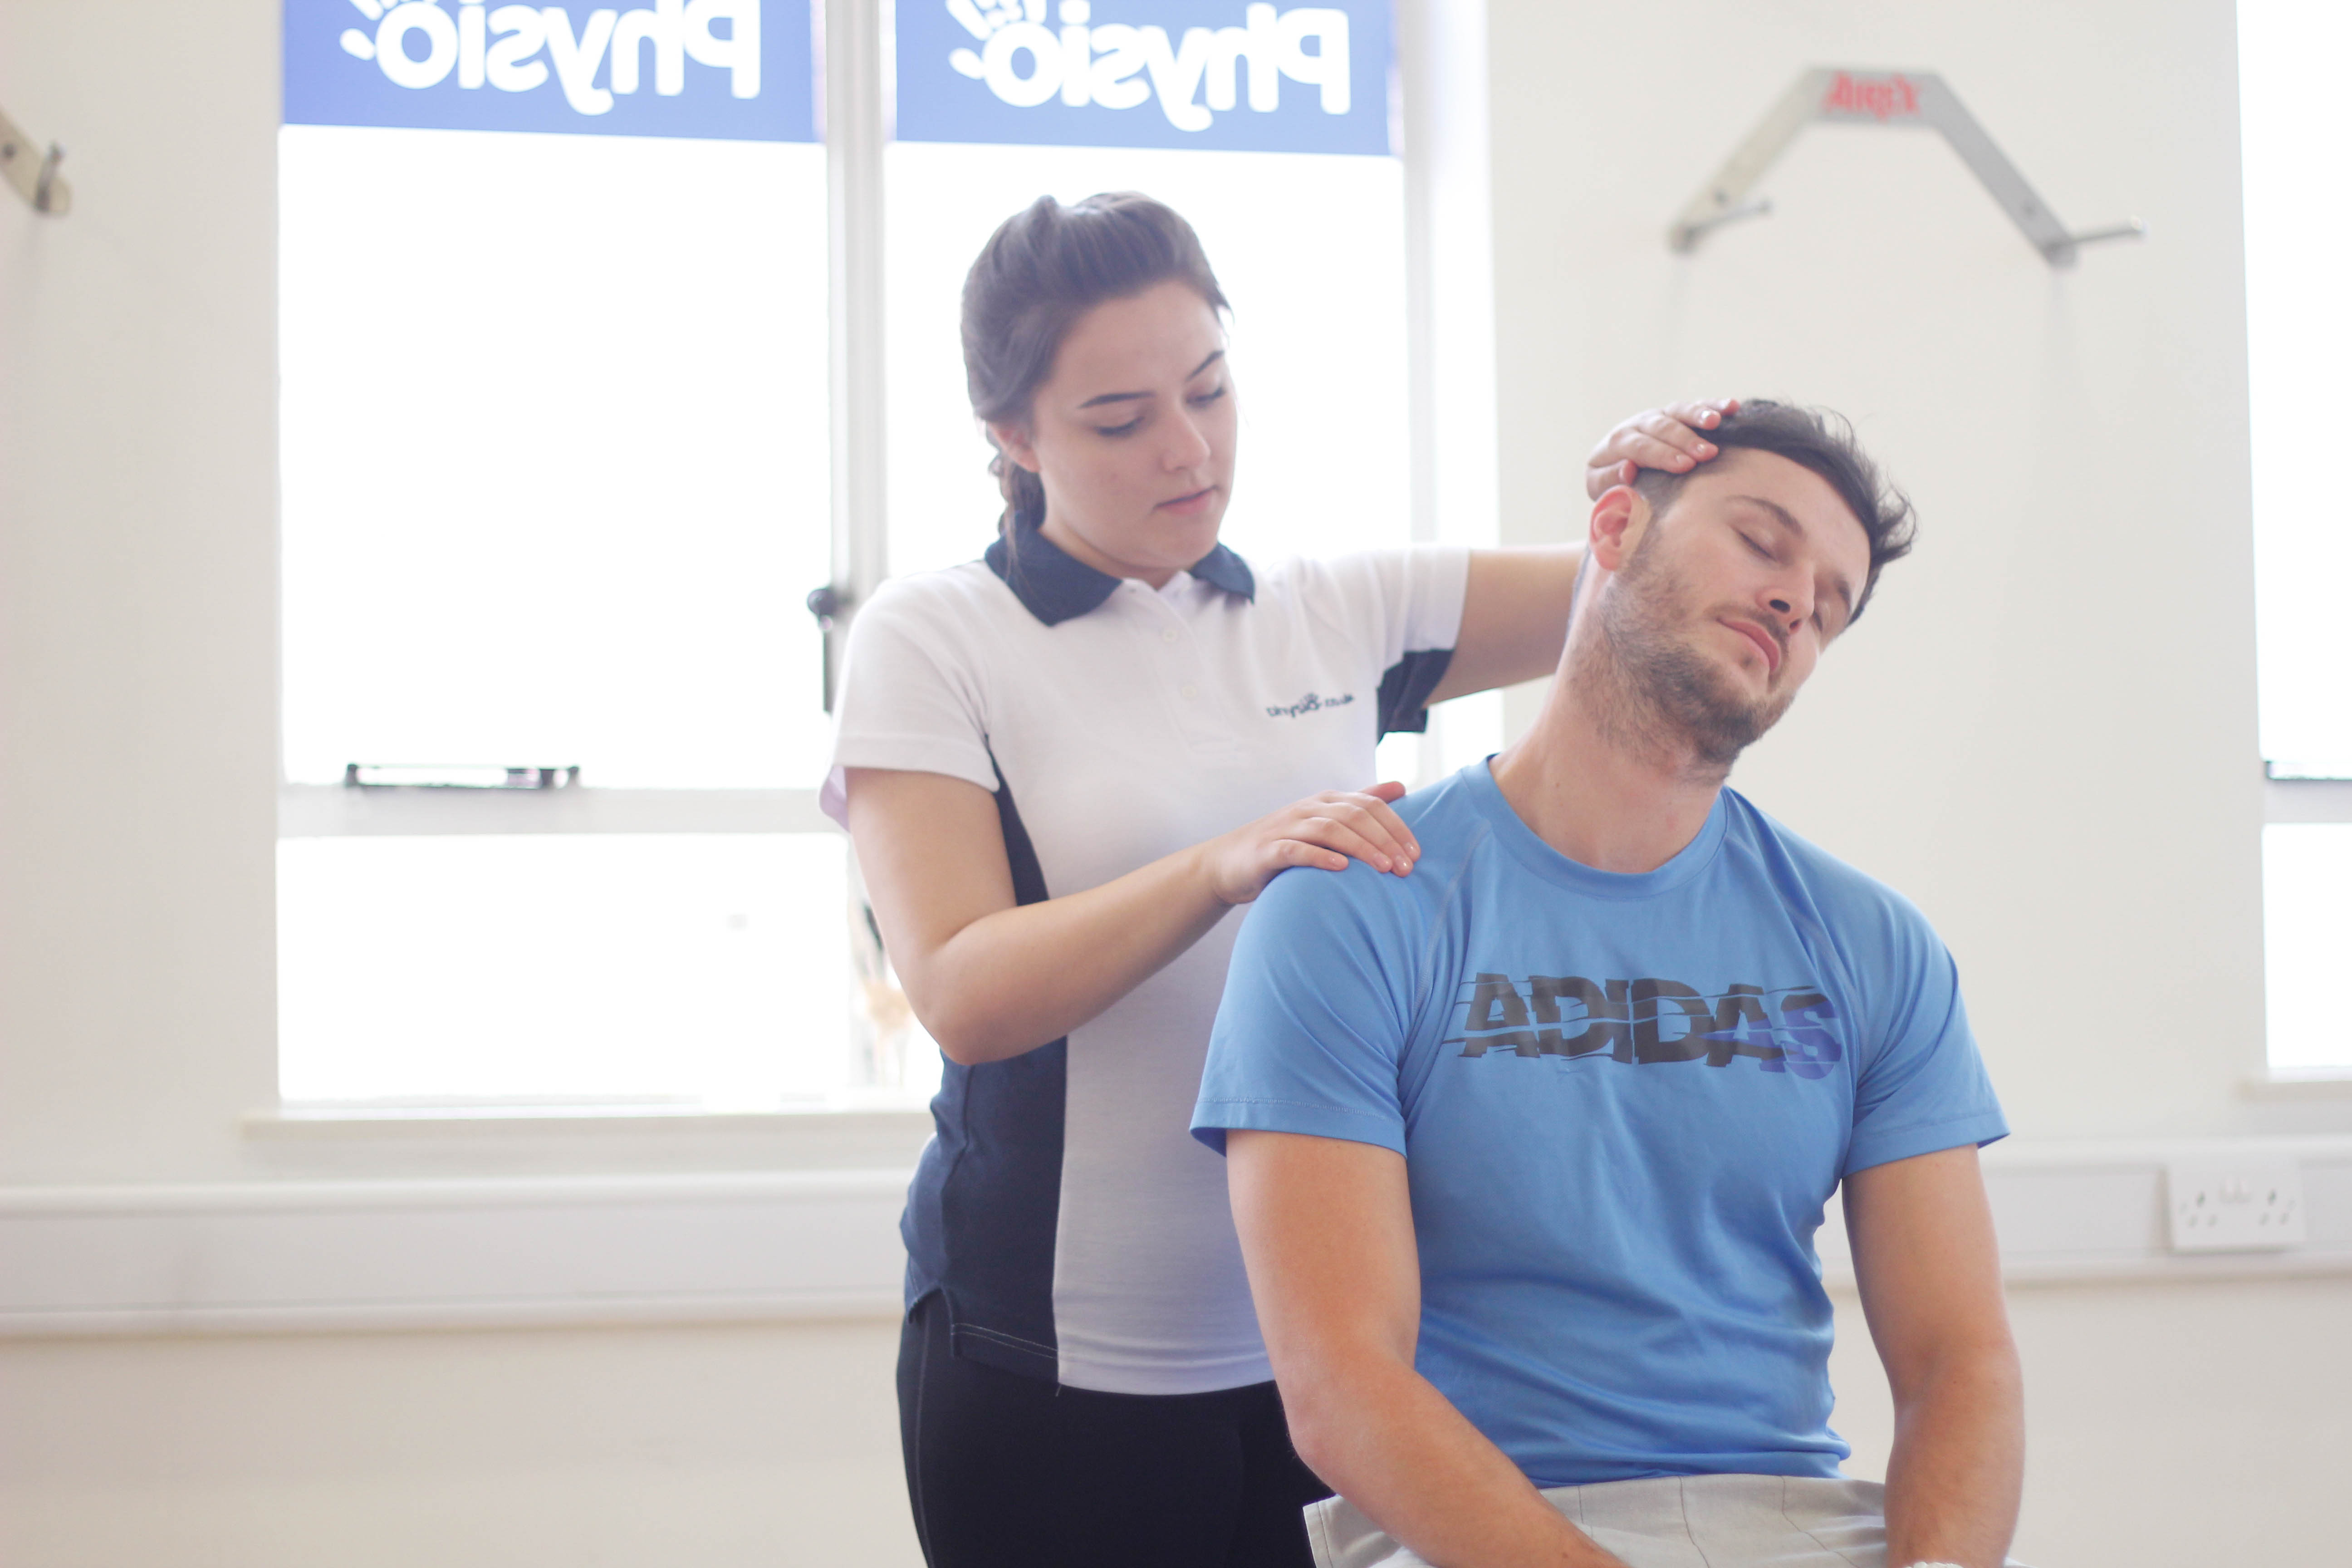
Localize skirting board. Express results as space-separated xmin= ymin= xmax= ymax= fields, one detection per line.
xmin=2 ymin=1141 xmax=2350 ymax=1338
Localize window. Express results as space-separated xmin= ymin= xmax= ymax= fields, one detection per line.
xmin=2240 ymin=0 xmax=2352 ymax=1073
xmin=278 ymin=0 xmax=862 ymax=1108
xmin=276 ymin=0 xmax=1442 ymax=1111
xmin=884 ymin=0 xmax=1409 ymax=578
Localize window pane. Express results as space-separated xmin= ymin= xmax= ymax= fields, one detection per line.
xmin=2241 ymin=0 xmax=2352 ymax=776
xmin=279 ymin=835 xmax=853 ymax=1104
xmin=279 ymin=0 xmax=829 ymax=788
xmin=885 ymin=1 xmax=1408 ymax=578
xmin=272 ymin=5 xmax=874 ymax=1112
xmin=2262 ymin=825 xmax=2352 ymax=1073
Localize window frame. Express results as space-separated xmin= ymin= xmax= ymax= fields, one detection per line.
xmin=268 ymin=0 xmax=1495 ymax=1122
xmin=2256 ymin=777 xmax=2352 ymax=1089
xmin=2239 ymin=0 xmax=2352 ymax=1083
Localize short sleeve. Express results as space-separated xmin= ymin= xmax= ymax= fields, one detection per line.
xmin=818 ymin=579 xmax=999 ymax=827
xmin=1304 ymin=545 xmax=1472 ymax=736
xmin=1191 ymin=864 xmax=1421 ymax=1156
xmin=1841 ymin=916 xmax=2008 ymax=1176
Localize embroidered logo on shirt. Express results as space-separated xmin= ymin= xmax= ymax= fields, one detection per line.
xmin=1265 ymin=691 xmax=1356 ymax=718
xmin=1444 ymin=973 xmax=1844 ymax=1079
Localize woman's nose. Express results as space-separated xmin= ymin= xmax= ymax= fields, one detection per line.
xmin=1163 ymin=411 xmax=1212 ymax=469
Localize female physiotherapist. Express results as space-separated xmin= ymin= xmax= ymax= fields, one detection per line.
xmin=821 ymin=192 xmax=1730 ymax=1568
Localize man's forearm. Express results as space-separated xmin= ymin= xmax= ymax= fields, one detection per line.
xmin=1285 ymin=1351 xmax=1626 ymax=1568
xmin=1881 ymin=1347 xmax=2025 ymax=1568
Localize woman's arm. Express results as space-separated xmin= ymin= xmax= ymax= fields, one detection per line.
xmin=844 ymin=767 xmax=1424 ymax=1066
xmin=1428 ymin=400 xmax=1738 ymax=702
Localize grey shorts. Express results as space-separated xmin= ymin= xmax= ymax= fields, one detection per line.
xmin=1305 ymin=1473 xmax=2032 ymax=1568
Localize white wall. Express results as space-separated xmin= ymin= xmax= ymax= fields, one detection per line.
xmin=1826 ymin=1274 xmax=2352 ymax=1566
xmin=1 ymin=2 xmax=2346 ymax=1566
xmin=1485 ymin=0 xmax=2342 ymax=1144
xmin=1 ymin=0 xmax=283 ymax=1188
xmin=1480 ymin=5 xmax=2352 ymax=1558
xmin=0 ymin=4 xmax=925 ymax=1562
xmin=0 ymin=1319 xmax=919 ymax=1568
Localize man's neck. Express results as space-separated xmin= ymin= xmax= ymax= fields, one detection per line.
xmin=1487 ymin=652 xmax=1728 ymax=876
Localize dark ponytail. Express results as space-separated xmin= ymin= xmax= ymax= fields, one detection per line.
xmin=960 ymin=192 xmax=1229 ymax=537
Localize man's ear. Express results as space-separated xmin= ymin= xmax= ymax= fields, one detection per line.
xmin=988 ymin=420 xmax=1041 ymax=475
xmin=1588 ymin=485 xmax=1653 ymax=573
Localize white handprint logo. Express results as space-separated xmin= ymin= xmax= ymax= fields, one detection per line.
xmin=946 ymin=0 xmax=1058 ymax=83
xmin=333 ymin=0 xmax=762 ymax=113
xmin=939 ymin=0 xmax=1350 ymax=130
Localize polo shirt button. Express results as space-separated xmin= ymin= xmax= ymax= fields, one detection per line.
xmin=1181 ymin=683 xmax=1199 ymax=700
xmin=1162 ymin=628 xmax=1179 ymax=643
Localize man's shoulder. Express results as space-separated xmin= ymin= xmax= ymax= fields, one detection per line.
xmin=1250 ymin=769 xmax=1494 ymax=938
xmin=1719 ymin=790 xmax=1944 ymax=951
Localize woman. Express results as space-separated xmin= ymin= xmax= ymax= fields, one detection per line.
xmin=823 ymin=191 xmax=1729 ymax=1568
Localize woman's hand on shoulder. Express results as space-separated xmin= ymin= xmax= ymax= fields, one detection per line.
xmin=1583 ymin=398 xmax=1740 ymax=500
xmin=1199 ymin=782 xmax=1421 ymax=906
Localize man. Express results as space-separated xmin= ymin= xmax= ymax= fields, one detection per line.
xmin=1191 ymin=402 xmax=2024 ymax=1568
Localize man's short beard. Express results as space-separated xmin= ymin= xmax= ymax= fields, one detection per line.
xmin=1574 ymin=529 xmax=1796 ymax=775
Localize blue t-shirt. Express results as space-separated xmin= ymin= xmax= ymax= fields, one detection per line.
xmin=1191 ymin=760 xmax=2007 ymax=1487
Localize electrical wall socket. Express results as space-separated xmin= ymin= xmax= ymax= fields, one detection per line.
xmin=2165 ymin=1158 xmax=2307 ymax=1253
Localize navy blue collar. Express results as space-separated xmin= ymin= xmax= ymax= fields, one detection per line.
xmin=982 ymin=510 xmax=1256 ymax=627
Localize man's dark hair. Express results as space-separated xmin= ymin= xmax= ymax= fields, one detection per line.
xmin=1631 ymin=400 xmax=1917 ymax=622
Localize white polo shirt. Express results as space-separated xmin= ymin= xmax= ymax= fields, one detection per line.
xmin=821 ymin=519 xmax=1470 ymax=1395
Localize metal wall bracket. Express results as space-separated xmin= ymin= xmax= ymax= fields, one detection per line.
xmin=0 ymin=103 xmax=71 ymax=216
xmin=1669 ymin=69 xmax=2142 ymax=268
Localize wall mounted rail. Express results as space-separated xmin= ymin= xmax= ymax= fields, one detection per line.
xmin=1670 ymin=69 xmax=2141 ymax=267
xmin=0 ymin=102 xmax=71 ymax=215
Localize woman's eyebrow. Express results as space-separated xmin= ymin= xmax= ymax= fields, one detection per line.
xmin=1077 ymin=349 xmax=1227 ymax=409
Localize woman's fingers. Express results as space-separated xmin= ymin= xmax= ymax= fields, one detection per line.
xmin=1325 ymin=789 xmax=1420 ymax=858
xmin=1290 ymin=793 xmax=1419 ymax=875
xmin=1349 ymin=791 xmax=1421 ymax=865
xmin=1286 ymin=817 xmax=1398 ymax=873
xmin=1271 ymin=837 xmax=1351 ymax=876
xmin=1665 ymin=397 xmax=1739 ymax=426
xmin=1213 ymin=785 xmax=1425 ymax=906
xmin=1625 ymin=431 xmax=1715 ymax=473
xmin=1583 ymin=400 xmax=1741 ymax=498
xmin=1629 ymin=409 xmax=1720 ymax=467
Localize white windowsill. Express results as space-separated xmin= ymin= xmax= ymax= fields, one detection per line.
xmin=244 ymin=1099 xmax=936 ymax=1138
xmin=277 ymin=784 xmax=837 ymax=837
xmin=2242 ymin=1070 xmax=2352 ymax=1100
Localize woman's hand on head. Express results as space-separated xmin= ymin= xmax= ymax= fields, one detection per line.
xmin=1583 ymin=399 xmax=1741 ymax=500
xmin=1200 ymin=782 xmax=1421 ymax=906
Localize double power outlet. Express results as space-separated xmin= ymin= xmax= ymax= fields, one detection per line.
xmin=2166 ymin=1157 xmax=2308 ymax=1253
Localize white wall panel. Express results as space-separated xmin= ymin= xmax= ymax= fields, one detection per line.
xmin=1483 ymin=0 xmax=2332 ymax=1142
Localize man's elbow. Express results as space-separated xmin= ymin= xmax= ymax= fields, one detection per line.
xmin=1273 ymin=1372 xmax=1348 ymax=1482
xmin=1267 ymin=1344 xmax=1391 ymax=1483
xmin=1890 ymin=1332 xmax=2024 ymax=1416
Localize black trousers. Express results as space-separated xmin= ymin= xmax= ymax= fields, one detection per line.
xmin=896 ymin=1293 xmax=1333 ymax=1568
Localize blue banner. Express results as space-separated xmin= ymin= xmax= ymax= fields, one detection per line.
xmin=284 ymin=0 xmax=816 ymax=142
xmin=896 ymin=0 xmax=1392 ymax=156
